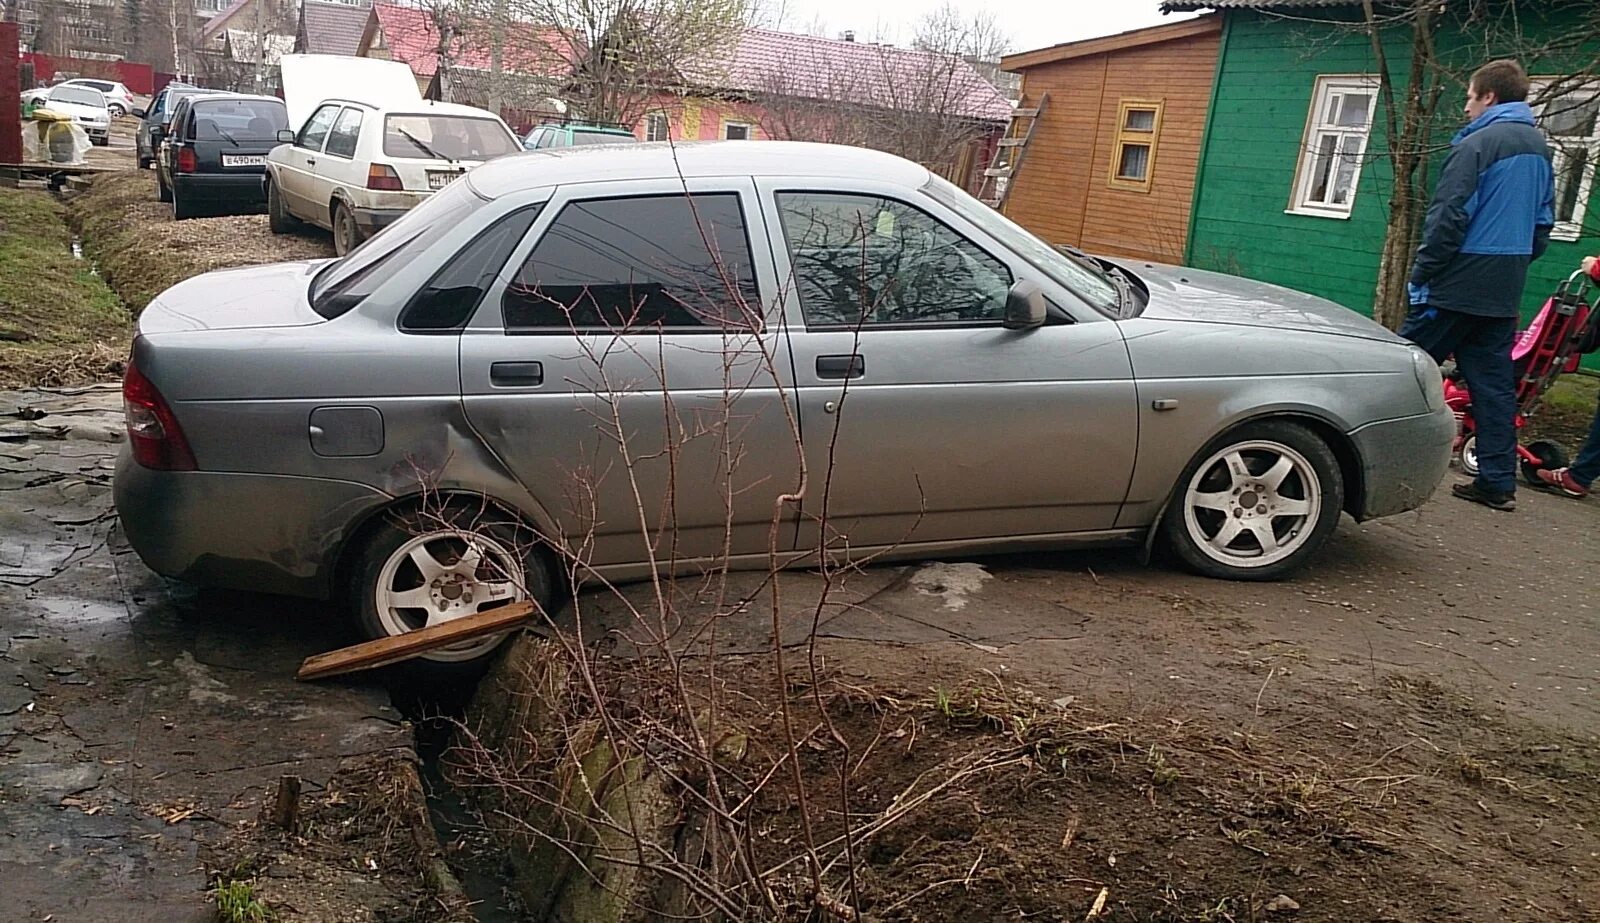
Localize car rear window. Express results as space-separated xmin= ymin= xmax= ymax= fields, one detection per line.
xmin=192 ymin=99 xmax=288 ymax=142
xmin=569 ymin=130 xmax=636 ymax=146
xmin=50 ymin=86 xmax=103 ymax=107
xmin=309 ymin=177 xmax=490 ymax=319
xmin=383 ymin=115 xmax=518 ymax=161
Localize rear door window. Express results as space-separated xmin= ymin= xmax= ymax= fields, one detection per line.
xmin=501 ymin=193 xmax=760 ymax=331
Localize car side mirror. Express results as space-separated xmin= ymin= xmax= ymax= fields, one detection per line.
xmin=132 ymin=107 xmax=146 ymax=119
xmin=277 ymin=129 xmax=295 ymax=143
xmin=1002 ymin=280 xmax=1047 ymax=330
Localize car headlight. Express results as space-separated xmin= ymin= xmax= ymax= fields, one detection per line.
xmin=1410 ymin=346 xmax=1446 ymax=412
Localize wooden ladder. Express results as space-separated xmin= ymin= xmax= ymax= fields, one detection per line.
xmin=978 ymin=92 xmax=1049 ymax=211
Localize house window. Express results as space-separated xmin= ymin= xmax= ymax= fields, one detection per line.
xmin=645 ymin=112 xmax=669 ymax=142
xmin=1532 ymin=80 xmax=1599 ymax=242
xmin=723 ymin=121 xmax=751 ymax=141
xmin=1290 ymin=75 xmax=1379 ymax=218
xmin=1109 ymin=99 xmax=1162 ymax=192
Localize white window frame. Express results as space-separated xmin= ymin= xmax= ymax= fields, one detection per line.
xmin=722 ymin=120 xmax=753 ymax=140
xmin=1288 ymin=74 xmax=1380 ymax=219
xmin=1530 ymin=77 xmax=1599 ymax=243
xmin=644 ymin=112 xmax=669 ymax=142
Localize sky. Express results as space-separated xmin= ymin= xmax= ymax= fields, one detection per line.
xmin=769 ymin=0 xmax=1195 ymax=54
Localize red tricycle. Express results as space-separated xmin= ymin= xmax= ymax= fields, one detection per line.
xmin=1447 ymin=268 xmax=1600 ymax=481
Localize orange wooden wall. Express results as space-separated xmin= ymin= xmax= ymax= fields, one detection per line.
xmin=1003 ymin=25 xmax=1219 ymax=264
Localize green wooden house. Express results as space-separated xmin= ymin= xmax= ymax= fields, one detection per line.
xmin=1164 ymin=0 xmax=1600 ymax=345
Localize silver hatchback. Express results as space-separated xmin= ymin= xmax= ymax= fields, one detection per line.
xmin=114 ymin=142 xmax=1456 ymax=665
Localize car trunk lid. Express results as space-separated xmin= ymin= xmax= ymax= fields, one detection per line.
xmin=138 ymin=261 xmax=330 ymax=334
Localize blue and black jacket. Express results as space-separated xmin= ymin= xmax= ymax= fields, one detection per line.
xmin=1408 ymin=102 xmax=1555 ymax=317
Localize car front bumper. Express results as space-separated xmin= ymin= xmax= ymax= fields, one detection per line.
xmin=114 ymin=450 xmax=392 ymax=599
xmin=1348 ymin=405 xmax=1457 ymax=520
xmin=174 ymin=172 xmax=269 ymax=205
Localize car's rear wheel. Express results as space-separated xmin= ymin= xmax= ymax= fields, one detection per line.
xmin=109 ymin=103 xmax=125 ymax=118
xmin=332 ymin=202 xmax=364 ymax=256
xmin=155 ymin=172 xmax=171 ymax=203
xmin=351 ymin=503 xmax=554 ymax=677
xmin=1161 ymin=421 xmax=1344 ymax=581
xmin=266 ymin=179 xmax=297 ymax=234
xmin=171 ymin=189 xmax=196 ymax=220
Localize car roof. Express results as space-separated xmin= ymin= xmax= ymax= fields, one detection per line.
xmin=191 ymin=93 xmax=283 ymax=106
xmin=468 ymin=141 xmax=930 ymax=200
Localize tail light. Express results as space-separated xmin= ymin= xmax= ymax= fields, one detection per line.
xmin=123 ymin=359 xmax=197 ymax=471
xmin=367 ymin=164 xmax=404 ymax=191
xmin=176 ymin=146 xmax=198 ymax=173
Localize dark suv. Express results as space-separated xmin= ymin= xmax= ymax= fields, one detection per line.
xmin=156 ymin=94 xmax=290 ymax=219
xmin=137 ymin=82 xmax=204 ymax=169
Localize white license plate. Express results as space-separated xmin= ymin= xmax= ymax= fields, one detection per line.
xmin=428 ymin=171 xmax=463 ymax=190
xmin=223 ymin=155 xmax=267 ymax=167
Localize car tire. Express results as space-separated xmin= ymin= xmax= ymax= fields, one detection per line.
xmin=267 ymin=179 xmax=297 ymax=234
xmin=92 ymin=136 xmax=108 ymax=147
xmin=1160 ymin=420 xmax=1344 ymax=582
xmin=351 ymin=502 xmax=554 ymax=678
xmin=109 ymin=103 xmax=125 ymax=118
xmin=156 ymin=173 xmax=171 ymax=203
xmin=332 ymin=201 xmax=364 ymax=257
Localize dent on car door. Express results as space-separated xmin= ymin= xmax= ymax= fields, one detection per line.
xmin=459 ymin=180 xmax=800 ymax=570
xmin=762 ymin=184 xmax=1139 ymax=553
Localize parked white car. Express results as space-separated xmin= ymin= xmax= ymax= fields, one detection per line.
xmin=59 ymin=78 xmax=138 ymax=118
xmin=24 ymin=84 xmax=111 ymax=145
xmin=266 ymin=99 xmax=521 ymax=254
xmin=266 ymin=53 xmax=522 ymax=255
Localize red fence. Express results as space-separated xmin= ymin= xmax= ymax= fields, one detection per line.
xmin=1 ymin=23 xmax=20 ymax=164
xmin=21 ymin=53 xmax=157 ymax=96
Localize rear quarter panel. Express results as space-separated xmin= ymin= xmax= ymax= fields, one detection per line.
xmin=1114 ymin=318 xmax=1426 ymax=528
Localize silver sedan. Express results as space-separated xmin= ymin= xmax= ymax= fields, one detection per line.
xmin=114 ymin=142 xmax=1456 ymax=667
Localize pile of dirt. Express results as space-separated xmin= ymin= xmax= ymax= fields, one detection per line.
xmin=204 ymin=750 xmax=474 ymax=923
xmin=68 ymin=172 xmax=333 ymax=313
xmin=0 ymin=187 xmax=130 ymax=388
xmin=447 ymin=637 xmax=1599 ymax=922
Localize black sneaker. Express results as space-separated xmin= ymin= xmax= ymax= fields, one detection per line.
xmin=1451 ymin=482 xmax=1516 ymax=512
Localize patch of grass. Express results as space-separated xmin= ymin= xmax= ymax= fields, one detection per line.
xmin=212 ymin=878 xmax=272 ymax=923
xmin=0 ymin=187 xmax=130 ymax=388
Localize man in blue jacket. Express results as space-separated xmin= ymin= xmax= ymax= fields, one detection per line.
xmin=1403 ymin=59 xmax=1555 ymax=512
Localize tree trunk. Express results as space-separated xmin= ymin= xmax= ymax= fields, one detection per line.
xmin=1372 ymin=4 xmax=1437 ymax=331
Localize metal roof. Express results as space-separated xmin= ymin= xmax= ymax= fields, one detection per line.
xmin=1159 ymin=0 xmax=1362 ymax=11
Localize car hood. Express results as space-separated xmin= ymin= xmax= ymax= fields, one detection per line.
xmin=1128 ymin=262 xmax=1407 ymax=344
xmin=138 ymin=261 xmax=331 ymax=334
xmin=279 ymin=53 xmax=422 ymax=132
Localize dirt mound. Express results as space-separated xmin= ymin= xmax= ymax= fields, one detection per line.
xmin=448 ymin=637 xmax=1599 ymax=922
xmin=68 ymin=172 xmax=334 ymax=313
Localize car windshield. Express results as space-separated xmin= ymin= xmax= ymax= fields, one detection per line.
xmin=309 ymin=177 xmax=490 ymax=318
xmin=922 ymin=174 xmax=1122 ymax=317
xmin=383 ymin=115 xmax=519 ymax=161
xmin=193 ymin=99 xmax=288 ymax=141
xmin=49 ymin=86 xmax=103 ymax=107
xmin=569 ymin=129 xmax=636 ymax=146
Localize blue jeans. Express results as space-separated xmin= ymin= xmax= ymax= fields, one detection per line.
xmin=1401 ymin=305 xmax=1519 ymax=494
xmin=1571 ymin=398 xmax=1600 ymax=488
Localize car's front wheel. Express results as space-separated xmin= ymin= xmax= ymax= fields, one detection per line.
xmin=1161 ymin=421 xmax=1344 ymax=581
xmin=266 ymin=179 xmax=297 ymax=234
xmin=351 ymin=504 xmax=554 ymax=677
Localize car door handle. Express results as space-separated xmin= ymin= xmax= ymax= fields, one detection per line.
xmin=816 ymin=354 xmax=865 ymax=379
xmin=305 ymin=157 xmax=315 ymax=166
xmin=490 ymin=361 xmax=544 ymax=387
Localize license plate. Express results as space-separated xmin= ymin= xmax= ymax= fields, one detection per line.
xmin=428 ymin=171 xmax=463 ymax=190
xmin=223 ymin=155 xmax=267 ymax=167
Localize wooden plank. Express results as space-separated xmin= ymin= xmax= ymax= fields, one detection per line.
xmin=296 ymin=602 xmax=538 ymax=681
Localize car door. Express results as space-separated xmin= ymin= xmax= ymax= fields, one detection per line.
xmin=756 ymin=179 xmax=1139 ymax=554
xmin=315 ymin=106 xmax=365 ymax=213
xmin=280 ymin=103 xmax=339 ymax=221
xmin=459 ymin=178 xmax=801 ymax=569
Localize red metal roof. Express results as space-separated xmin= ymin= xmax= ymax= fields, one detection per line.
xmin=370 ymin=3 xmax=573 ymax=79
